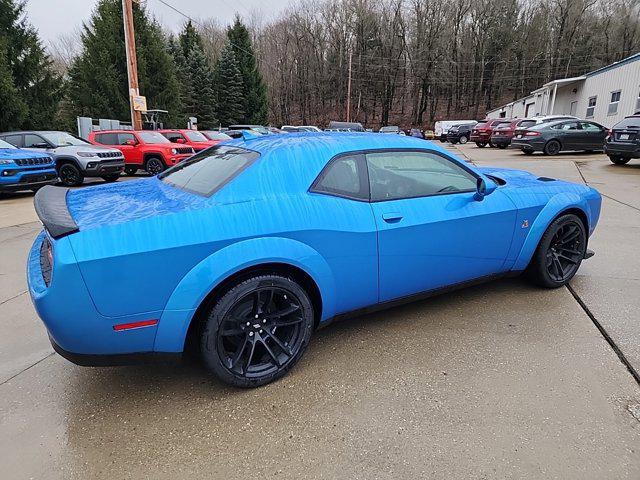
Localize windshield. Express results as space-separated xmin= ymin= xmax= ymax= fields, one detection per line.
xmin=185 ymin=131 xmax=208 ymax=142
xmin=203 ymin=131 xmax=232 ymax=140
xmin=138 ymin=131 xmax=171 ymax=144
xmin=41 ymin=132 xmax=89 ymax=147
xmin=0 ymin=139 xmax=16 ymax=149
xmin=159 ymin=145 xmax=260 ymax=196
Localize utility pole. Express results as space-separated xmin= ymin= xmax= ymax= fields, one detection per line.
xmin=122 ymin=0 xmax=143 ymax=130
xmin=346 ymin=48 xmax=353 ymax=122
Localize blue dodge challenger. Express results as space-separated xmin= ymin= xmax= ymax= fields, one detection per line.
xmin=28 ymin=132 xmax=601 ymax=387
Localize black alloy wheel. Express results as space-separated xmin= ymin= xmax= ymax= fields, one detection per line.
xmin=527 ymin=214 xmax=586 ymax=288
xmin=145 ymin=157 xmax=165 ymax=175
xmin=58 ymin=163 xmax=83 ymax=187
xmin=544 ymin=140 xmax=561 ymax=156
xmin=201 ymin=275 xmax=314 ymax=387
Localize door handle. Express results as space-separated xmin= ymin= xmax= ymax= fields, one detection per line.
xmin=382 ymin=212 xmax=403 ymax=223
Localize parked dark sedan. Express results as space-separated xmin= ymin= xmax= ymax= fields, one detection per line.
xmin=511 ymin=120 xmax=607 ymax=156
xmin=446 ymin=124 xmax=473 ymax=144
xmin=604 ymin=115 xmax=640 ymax=165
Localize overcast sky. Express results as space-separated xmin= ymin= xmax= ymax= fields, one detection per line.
xmin=24 ymin=0 xmax=293 ymax=43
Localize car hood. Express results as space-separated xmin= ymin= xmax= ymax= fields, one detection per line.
xmin=52 ymin=144 xmax=120 ymax=154
xmin=0 ymin=148 xmax=51 ymax=160
xmin=67 ymin=177 xmax=210 ymax=231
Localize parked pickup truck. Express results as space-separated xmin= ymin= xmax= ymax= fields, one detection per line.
xmin=0 ymin=139 xmax=57 ymax=193
xmin=88 ymin=130 xmax=195 ymax=175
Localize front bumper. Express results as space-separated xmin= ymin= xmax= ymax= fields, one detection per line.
xmin=0 ymin=168 xmax=58 ymax=191
xmin=84 ymin=159 xmax=126 ymax=177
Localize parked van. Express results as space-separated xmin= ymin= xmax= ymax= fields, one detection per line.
xmin=434 ymin=120 xmax=477 ymax=142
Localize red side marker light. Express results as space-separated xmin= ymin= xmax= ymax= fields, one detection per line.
xmin=113 ymin=319 xmax=158 ymax=331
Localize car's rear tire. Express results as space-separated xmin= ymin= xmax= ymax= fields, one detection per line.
xmin=200 ymin=274 xmax=314 ymax=388
xmin=544 ymin=140 xmax=561 ymax=156
xmin=459 ymin=135 xmax=469 ymax=144
xmin=497 ymin=144 xmax=507 ymax=149
xmin=609 ymin=155 xmax=630 ymax=165
xmin=522 ymin=149 xmax=533 ymax=155
xmin=101 ymin=174 xmax=120 ymax=182
xmin=58 ymin=162 xmax=84 ymax=187
xmin=145 ymin=156 xmax=166 ymax=175
xmin=526 ymin=213 xmax=586 ymax=288
xmin=449 ymin=139 xmax=458 ymax=144
xmin=476 ymin=142 xmax=486 ymax=148
xmin=124 ymin=166 xmax=138 ymax=176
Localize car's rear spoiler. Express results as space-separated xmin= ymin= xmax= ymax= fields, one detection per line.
xmin=33 ymin=186 xmax=79 ymax=239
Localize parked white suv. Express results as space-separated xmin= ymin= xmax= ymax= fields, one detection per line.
xmin=0 ymin=131 xmax=125 ymax=187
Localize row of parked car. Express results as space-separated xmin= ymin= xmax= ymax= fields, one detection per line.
xmin=438 ymin=113 xmax=640 ymax=164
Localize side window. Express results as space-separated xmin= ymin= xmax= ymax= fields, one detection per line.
xmin=118 ymin=133 xmax=136 ymax=145
xmin=367 ymin=150 xmax=477 ymax=202
xmin=24 ymin=134 xmax=47 ymax=148
xmin=580 ymin=122 xmax=602 ymax=132
xmin=163 ymin=132 xmax=182 ymax=142
xmin=2 ymin=134 xmax=23 ymax=147
xmin=95 ymin=133 xmax=118 ymax=145
xmin=586 ymin=96 xmax=597 ymax=118
xmin=559 ymin=122 xmax=579 ymax=130
xmin=312 ymin=155 xmax=368 ymax=200
xmin=608 ymin=90 xmax=621 ymax=115
xmin=636 ymin=88 xmax=640 ymax=113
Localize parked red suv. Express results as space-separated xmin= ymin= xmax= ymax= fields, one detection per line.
xmin=158 ymin=129 xmax=219 ymax=152
xmin=88 ymin=130 xmax=194 ymax=175
xmin=489 ymin=119 xmax=536 ymax=149
xmin=471 ymin=119 xmax=511 ymax=147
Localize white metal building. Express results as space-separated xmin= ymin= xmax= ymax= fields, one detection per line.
xmin=486 ymin=52 xmax=640 ymax=127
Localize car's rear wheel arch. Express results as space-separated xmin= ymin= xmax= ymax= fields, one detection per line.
xmin=184 ymin=262 xmax=323 ymax=352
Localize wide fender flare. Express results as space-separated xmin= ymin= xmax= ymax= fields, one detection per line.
xmin=512 ymin=192 xmax=592 ymax=271
xmin=154 ymin=237 xmax=336 ymax=352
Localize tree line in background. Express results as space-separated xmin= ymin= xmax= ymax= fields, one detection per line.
xmin=0 ymin=0 xmax=639 ymax=133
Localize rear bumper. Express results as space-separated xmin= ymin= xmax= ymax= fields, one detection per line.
xmin=511 ymin=139 xmax=545 ymax=151
xmin=470 ymin=133 xmax=490 ymax=143
xmin=491 ymin=135 xmax=512 ymax=146
xmin=604 ymin=143 xmax=640 ymax=158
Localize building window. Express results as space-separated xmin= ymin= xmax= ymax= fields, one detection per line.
xmin=586 ymin=96 xmax=597 ymax=118
xmin=636 ymin=88 xmax=640 ymax=114
xmin=608 ymin=90 xmax=621 ymax=115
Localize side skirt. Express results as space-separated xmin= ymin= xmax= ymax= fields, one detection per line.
xmin=318 ymin=271 xmax=522 ymax=329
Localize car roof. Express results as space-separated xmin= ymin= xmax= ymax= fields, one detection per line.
xmin=225 ymin=131 xmax=449 ymax=158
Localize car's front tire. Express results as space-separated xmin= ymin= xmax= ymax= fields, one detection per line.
xmin=58 ymin=162 xmax=84 ymax=187
xmin=544 ymin=140 xmax=561 ymax=156
xmin=124 ymin=166 xmax=138 ymax=176
xmin=609 ymin=155 xmax=630 ymax=165
xmin=522 ymin=149 xmax=533 ymax=155
xmin=459 ymin=135 xmax=469 ymax=144
xmin=527 ymin=213 xmax=586 ymax=288
xmin=145 ymin=156 xmax=166 ymax=175
xmin=200 ymin=274 xmax=314 ymax=388
xmin=101 ymin=174 xmax=120 ymax=182
xmin=476 ymin=142 xmax=486 ymax=148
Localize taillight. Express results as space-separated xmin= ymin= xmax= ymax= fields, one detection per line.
xmin=39 ymin=237 xmax=53 ymax=286
xmin=525 ymin=131 xmax=541 ymax=137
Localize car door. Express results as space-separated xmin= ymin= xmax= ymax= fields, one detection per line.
xmin=367 ymin=150 xmax=517 ymax=302
xmin=117 ymin=132 xmax=142 ymax=164
xmin=579 ymin=122 xmax=607 ymax=150
xmin=556 ymin=121 xmax=582 ymax=150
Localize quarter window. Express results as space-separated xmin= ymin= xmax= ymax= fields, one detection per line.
xmin=2 ymin=134 xmax=22 ymax=147
xmin=586 ymin=96 xmax=597 ymax=118
xmin=312 ymin=155 xmax=368 ymax=200
xmin=608 ymin=90 xmax=621 ymax=115
xmin=366 ymin=151 xmax=477 ymax=202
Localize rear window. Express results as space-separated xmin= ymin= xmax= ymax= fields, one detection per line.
xmin=495 ymin=122 xmax=512 ymax=129
xmin=518 ymin=120 xmax=536 ymax=128
xmin=474 ymin=123 xmax=487 ymax=129
xmin=613 ymin=117 xmax=640 ymax=129
xmin=159 ymin=145 xmax=259 ymax=197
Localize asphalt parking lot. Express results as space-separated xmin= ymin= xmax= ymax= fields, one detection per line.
xmin=1 ymin=146 xmax=639 ymax=479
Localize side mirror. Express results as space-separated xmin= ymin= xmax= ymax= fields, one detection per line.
xmin=474 ymin=177 xmax=496 ymax=201
xmin=176 ymin=138 xmax=186 ymax=144
xmin=33 ymin=142 xmax=49 ymax=149
xmin=124 ymin=139 xmax=136 ymax=146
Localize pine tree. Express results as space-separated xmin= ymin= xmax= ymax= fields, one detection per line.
xmin=185 ymin=47 xmax=218 ymax=128
xmin=214 ymin=43 xmax=245 ymax=126
xmin=0 ymin=39 xmax=26 ymax=131
xmin=66 ymin=0 xmax=183 ymax=127
xmin=179 ymin=21 xmax=202 ymax=58
xmin=227 ymin=16 xmax=268 ymax=124
xmin=0 ymin=0 xmax=62 ymax=130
